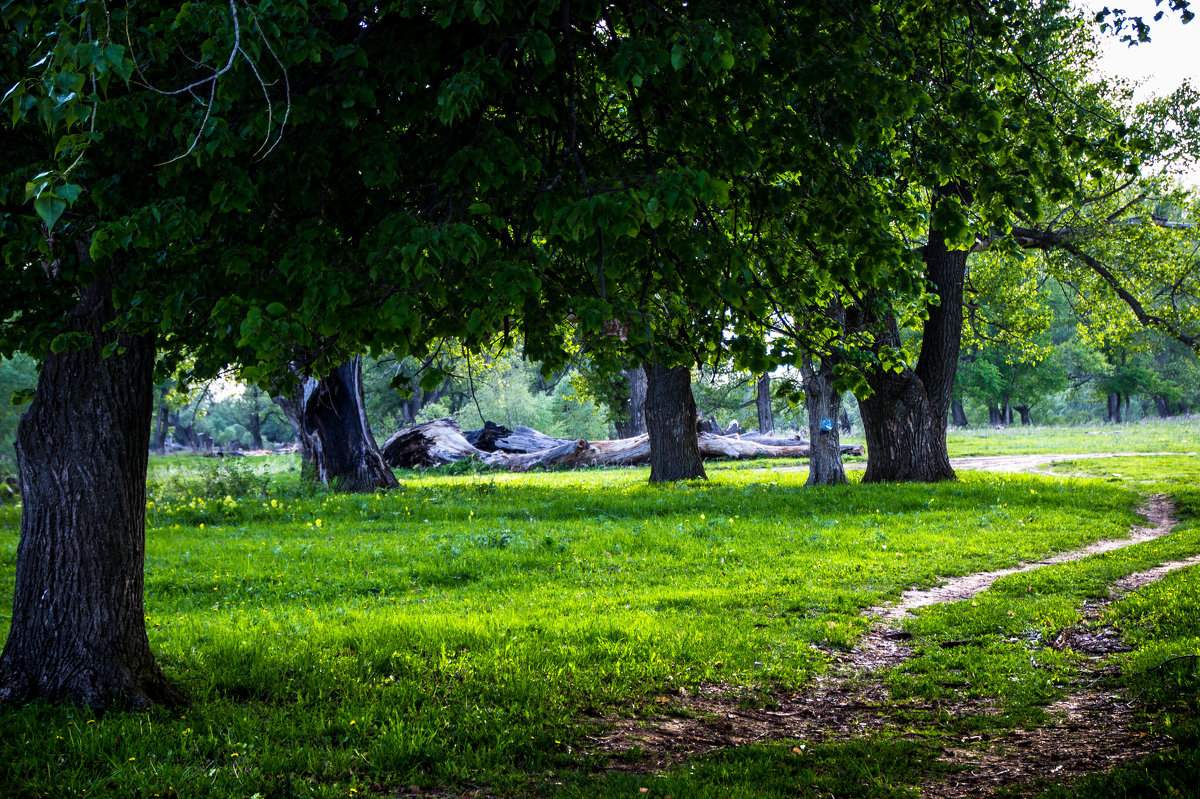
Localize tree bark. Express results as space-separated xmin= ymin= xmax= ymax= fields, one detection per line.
xmin=1107 ymin=392 xmax=1122 ymax=423
xmin=755 ymin=373 xmax=774 ymax=435
xmin=615 ymin=366 xmax=648 ymax=439
xmin=951 ymin=399 xmax=969 ymax=428
xmin=801 ymin=355 xmax=848 ymax=486
xmin=1014 ymin=404 xmax=1032 ymax=425
xmin=0 ymin=279 xmax=182 ymax=709
xmin=644 ymin=363 xmax=706 ymax=482
xmin=858 ymin=188 xmax=964 ymax=483
xmin=299 ymin=357 xmax=398 ymax=492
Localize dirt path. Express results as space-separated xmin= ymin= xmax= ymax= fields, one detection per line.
xmin=946 ymin=452 xmax=1187 ymax=476
xmin=588 ymin=495 xmax=1198 ymax=797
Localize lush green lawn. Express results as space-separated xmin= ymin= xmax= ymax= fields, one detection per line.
xmin=0 ymin=434 xmax=1198 ymax=797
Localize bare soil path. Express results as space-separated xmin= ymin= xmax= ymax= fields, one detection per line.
xmin=588 ymin=495 xmax=1199 ymax=798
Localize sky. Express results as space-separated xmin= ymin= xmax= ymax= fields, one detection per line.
xmin=1076 ymin=1 xmax=1199 ymax=185
xmin=1080 ymin=0 xmax=1199 ymax=102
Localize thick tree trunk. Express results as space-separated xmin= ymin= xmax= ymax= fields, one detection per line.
xmin=1107 ymin=392 xmax=1122 ymax=423
xmin=615 ymin=366 xmax=648 ymax=439
xmin=951 ymin=399 xmax=969 ymax=428
xmin=644 ymin=364 xmax=706 ymax=482
xmin=300 ymin=357 xmax=398 ymax=492
xmin=0 ymin=280 xmax=182 ymax=709
xmin=988 ymin=405 xmax=1002 ymax=426
xmin=756 ymin=373 xmax=774 ymax=435
xmin=859 ymin=189 xmax=965 ymax=483
xmin=801 ymin=356 xmax=847 ymax=486
xmin=1014 ymin=404 xmax=1032 ymax=425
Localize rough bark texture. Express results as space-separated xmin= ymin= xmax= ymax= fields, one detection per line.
xmin=755 ymin=374 xmax=774 ymax=435
xmin=615 ymin=366 xmax=648 ymax=439
xmin=0 ymin=280 xmax=182 ymax=709
xmin=859 ymin=206 xmax=964 ymax=483
xmin=801 ymin=355 xmax=848 ymax=486
xmin=299 ymin=357 xmax=398 ymax=492
xmin=644 ymin=364 xmax=707 ymax=482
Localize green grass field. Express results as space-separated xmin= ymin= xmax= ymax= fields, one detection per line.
xmin=1 ymin=421 xmax=1199 ymax=797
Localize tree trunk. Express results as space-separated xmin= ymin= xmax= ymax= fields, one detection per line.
xmin=1014 ymin=404 xmax=1032 ymax=425
xmin=273 ymin=391 xmax=315 ymax=471
xmin=1107 ymin=392 xmax=1122 ymax=423
xmin=801 ymin=356 xmax=847 ymax=486
xmin=152 ymin=385 xmax=170 ymax=454
xmin=615 ymin=366 xmax=648 ymax=439
xmin=0 ymin=280 xmax=182 ymax=709
xmin=1154 ymin=394 xmax=1171 ymax=418
xmin=988 ymin=405 xmax=1003 ymax=426
xmin=1124 ymin=394 xmax=1131 ymax=424
xmin=951 ymin=399 xmax=969 ymax=428
xmin=756 ymin=373 xmax=774 ymax=435
xmin=858 ymin=188 xmax=964 ymax=483
xmin=246 ymin=400 xmax=264 ymax=450
xmin=300 ymin=357 xmax=398 ymax=492
xmin=644 ymin=364 xmax=706 ymax=482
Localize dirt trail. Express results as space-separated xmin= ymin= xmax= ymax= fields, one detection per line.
xmin=946 ymin=452 xmax=1188 ymax=476
xmin=588 ymin=495 xmax=1199 ymax=798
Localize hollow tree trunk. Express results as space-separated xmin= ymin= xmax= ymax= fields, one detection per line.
xmin=615 ymin=366 xmax=648 ymax=439
xmin=859 ymin=194 xmax=964 ymax=483
xmin=801 ymin=355 xmax=847 ymax=486
xmin=300 ymin=356 xmax=398 ymax=492
xmin=756 ymin=373 xmax=774 ymax=435
xmin=0 ymin=280 xmax=182 ymax=709
xmin=644 ymin=363 xmax=706 ymax=483
xmin=951 ymin=399 xmax=969 ymax=428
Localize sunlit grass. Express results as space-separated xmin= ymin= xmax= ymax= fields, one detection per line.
xmin=1 ymin=448 xmax=1198 ymax=797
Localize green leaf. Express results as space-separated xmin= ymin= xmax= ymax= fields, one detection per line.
xmin=53 ymin=183 xmax=81 ymax=205
xmin=34 ymin=194 xmax=67 ymax=230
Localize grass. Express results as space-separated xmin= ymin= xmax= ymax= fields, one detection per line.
xmin=0 ymin=425 xmax=1198 ymax=797
xmin=946 ymin=417 xmax=1200 ymax=457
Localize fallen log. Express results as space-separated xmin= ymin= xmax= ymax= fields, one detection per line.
xmin=381 ymin=419 xmax=489 ymax=468
xmin=463 ymin=421 xmax=512 ymax=452
xmin=493 ymin=425 xmax=576 ymax=453
xmin=502 ymin=438 xmax=599 ymax=471
xmin=382 ymin=419 xmax=863 ymax=471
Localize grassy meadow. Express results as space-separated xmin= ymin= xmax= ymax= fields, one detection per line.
xmin=0 ymin=419 xmax=1198 ymax=797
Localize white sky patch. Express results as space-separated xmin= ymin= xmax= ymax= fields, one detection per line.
xmin=1078 ymin=0 xmax=1198 ymax=102
xmin=1076 ymin=1 xmax=1200 ymax=186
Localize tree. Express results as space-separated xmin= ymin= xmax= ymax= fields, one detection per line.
xmin=0 ymin=0 xmax=581 ymax=706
